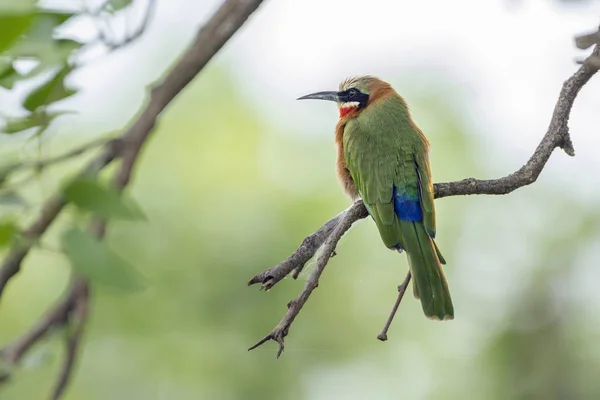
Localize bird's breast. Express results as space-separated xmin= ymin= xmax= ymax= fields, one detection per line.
xmin=334 ymin=120 xmax=359 ymax=200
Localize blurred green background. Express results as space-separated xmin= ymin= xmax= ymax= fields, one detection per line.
xmin=2 ymin=0 xmax=600 ymax=399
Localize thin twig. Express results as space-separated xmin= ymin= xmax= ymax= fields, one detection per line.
xmin=49 ymin=220 xmax=104 ymax=399
xmin=0 ymin=277 xmax=87 ymax=367
xmin=248 ymin=43 xmax=600 ymax=354
xmin=104 ymin=0 xmax=157 ymax=50
xmin=0 ymin=137 xmax=114 ymax=189
xmin=377 ymin=271 xmax=411 ymax=341
xmin=0 ymin=137 xmax=114 ymax=195
xmin=51 ymin=278 xmax=89 ymax=400
xmin=248 ymin=202 xmax=368 ymax=357
xmin=434 ymin=45 xmax=599 ymax=199
xmin=247 ymin=205 xmax=355 ymax=289
xmin=75 ymin=0 xmax=156 ymax=67
xmin=24 ymin=138 xmax=115 ymax=172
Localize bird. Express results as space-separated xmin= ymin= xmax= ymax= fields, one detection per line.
xmin=297 ymin=76 xmax=454 ymax=321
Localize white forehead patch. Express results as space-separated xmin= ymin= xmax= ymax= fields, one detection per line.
xmin=340 ymin=101 xmax=360 ymax=109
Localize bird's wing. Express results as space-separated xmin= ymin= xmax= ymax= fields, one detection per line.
xmin=343 ymin=115 xmax=435 ymax=247
xmin=414 ymin=150 xmax=436 ymax=238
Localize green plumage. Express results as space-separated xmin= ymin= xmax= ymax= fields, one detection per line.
xmin=343 ymin=94 xmax=454 ymax=320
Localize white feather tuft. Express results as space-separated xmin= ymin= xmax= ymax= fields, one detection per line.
xmin=340 ymin=101 xmax=360 ymax=109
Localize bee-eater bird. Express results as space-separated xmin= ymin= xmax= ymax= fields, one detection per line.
xmin=298 ymin=76 xmax=453 ymax=321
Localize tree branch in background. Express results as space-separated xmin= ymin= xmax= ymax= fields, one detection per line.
xmin=0 ymin=0 xmax=267 ymax=398
xmin=0 ymin=137 xmax=115 ymax=194
xmin=81 ymin=0 xmax=156 ymax=51
xmin=107 ymin=0 xmax=156 ymax=50
xmin=0 ymin=277 xmax=86 ymax=370
xmin=97 ymin=0 xmax=157 ymax=51
xmin=51 ymin=280 xmax=88 ymax=400
xmin=248 ymin=37 xmax=600 ymax=357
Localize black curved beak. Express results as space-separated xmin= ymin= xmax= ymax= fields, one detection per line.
xmin=297 ymin=91 xmax=340 ymax=102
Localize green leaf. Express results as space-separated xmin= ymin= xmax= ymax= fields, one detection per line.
xmin=63 ymin=178 xmax=146 ymax=221
xmin=0 ymin=59 xmax=10 ymax=73
xmin=0 ymin=221 xmax=17 ymax=247
xmin=24 ymin=39 xmax=81 ymax=79
xmin=0 ymin=61 xmax=21 ymax=89
xmin=36 ymin=11 xmax=74 ymax=27
xmin=0 ymin=14 xmax=35 ymax=54
xmin=1 ymin=114 xmax=46 ymax=134
xmin=6 ymin=12 xmax=81 ymax=78
xmin=0 ymin=0 xmax=36 ymax=14
xmin=0 ymin=110 xmax=68 ymax=134
xmin=23 ymin=65 xmax=77 ymax=111
xmin=0 ymin=1 xmax=36 ymax=52
xmin=109 ymin=0 xmax=133 ymax=11
xmin=61 ymin=227 xmax=146 ymax=292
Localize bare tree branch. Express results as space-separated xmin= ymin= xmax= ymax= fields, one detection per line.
xmin=0 ymin=137 xmax=115 ymax=193
xmin=0 ymin=277 xmax=87 ymax=371
xmin=248 ymin=202 xmax=368 ymax=357
xmin=50 ymin=279 xmax=89 ymax=400
xmin=0 ymin=0 xmax=268 ymax=397
xmin=102 ymin=0 xmax=157 ymax=51
xmin=575 ymin=29 xmax=600 ymax=50
xmin=247 ymin=205 xmax=356 ymax=289
xmin=248 ymin=43 xmax=600 ymax=356
xmin=434 ymin=45 xmax=599 ymax=198
xmin=49 ymin=219 xmax=106 ymax=399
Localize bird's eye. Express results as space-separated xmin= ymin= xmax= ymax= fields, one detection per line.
xmin=348 ymin=89 xmax=357 ymax=98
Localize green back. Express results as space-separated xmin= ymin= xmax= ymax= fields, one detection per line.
xmin=343 ymin=94 xmax=436 ymax=246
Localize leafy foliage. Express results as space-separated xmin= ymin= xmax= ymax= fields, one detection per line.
xmin=110 ymin=0 xmax=133 ymax=11
xmin=61 ymin=227 xmax=146 ymax=292
xmin=0 ymin=0 xmax=149 ymax=326
xmin=63 ymin=178 xmax=146 ymax=221
xmin=0 ymin=110 xmax=70 ymax=135
xmin=0 ymin=60 xmax=22 ymax=89
xmin=0 ymin=220 xmax=17 ymax=247
xmin=0 ymin=1 xmax=133 ymax=136
xmin=0 ymin=14 xmax=34 ymax=54
xmin=23 ymin=65 xmax=76 ymax=112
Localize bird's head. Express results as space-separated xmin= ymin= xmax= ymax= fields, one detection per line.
xmin=297 ymin=75 xmax=392 ymax=118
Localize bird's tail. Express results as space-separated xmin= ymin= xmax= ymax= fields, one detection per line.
xmin=400 ymin=221 xmax=454 ymax=320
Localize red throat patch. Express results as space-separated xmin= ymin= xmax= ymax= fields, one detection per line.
xmin=339 ymin=105 xmax=358 ymax=118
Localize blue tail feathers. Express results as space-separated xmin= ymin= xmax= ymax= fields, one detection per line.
xmin=393 ymin=185 xmax=423 ymax=222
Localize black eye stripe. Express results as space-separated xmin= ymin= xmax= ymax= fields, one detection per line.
xmin=339 ymin=88 xmax=369 ymax=107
